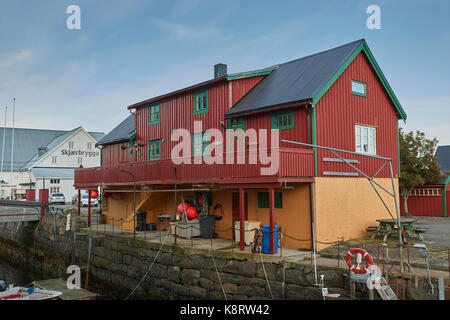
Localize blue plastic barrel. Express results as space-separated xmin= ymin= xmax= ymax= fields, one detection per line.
xmin=262 ymin=225 xmax=279 ymax=254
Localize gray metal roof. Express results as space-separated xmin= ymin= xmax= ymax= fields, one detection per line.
xmin=225 ymin=39 xmax=364 ymax=117
xmin=97 ymin=114 xmax=135 ymax=146
xmin=21 ymin=128 xmax=80 ymax=170
xmin=31 ymin=167 xmax=75 ymax=179
xmin=0 ymin=127 xmax=104 ymax=172
xmin=436 ymin=145 xmax=450 ymax=175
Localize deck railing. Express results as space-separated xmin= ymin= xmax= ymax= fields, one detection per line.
xmin=75 ymin=147 xmax=314 ymax=187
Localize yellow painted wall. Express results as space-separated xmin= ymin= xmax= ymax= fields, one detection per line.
xmin=102 ymin=183 xmax=312 ymax=250
xmin=213 ymin=184 xmax=312 ymax=250
xmin=313 ymin=177 xmax=400 ymax=250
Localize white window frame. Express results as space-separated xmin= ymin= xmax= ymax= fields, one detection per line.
xmin=52 ymin=156 xmax=57 ymax=164
xmin=355 ymin=125 xmax=376 ymax=154
xmin=87 ymin=142 xmax=92 ymax=149
xmin=78 ymin=157 xmax=83 ymax=165
xmin=69 ymin=141 xmax=74 ymax=149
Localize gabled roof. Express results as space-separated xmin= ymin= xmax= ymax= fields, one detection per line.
xmin=0 ymin=127 xmax=67 ymax=171
xmin=97 ymin=114 xmax=135 ymax=146
xmin=0 ymin=127 xmax=98 ymax=171
xmin=225 ymin=39 xmax=407 ymax=121
xmin=21 ymin=128 xmax=79 ymax=170
xmin=436 ymin=145 xmax=450 ymax=174
xmin=0 ymin=127 xmax=104 ymax=172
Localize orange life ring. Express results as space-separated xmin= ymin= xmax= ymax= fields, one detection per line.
xmin=345 ymin=248 xmax=373 ymax=274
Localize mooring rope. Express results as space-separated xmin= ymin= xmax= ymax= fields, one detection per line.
xmin=210 ymin=249 xmax=227 ymax=300
xmin=124 ymin=229 xmax=171 ymax=300
xmin=259 ymin=246 xmax=274 ymax=299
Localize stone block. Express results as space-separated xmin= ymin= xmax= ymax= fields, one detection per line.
xmin=168 ymin=266 xmax=181 ymax=283
xmin=238 ymin=284 xmax=265 ymax=297
xmin=181 ymin=269 xmax=201 ymax=286
xmin=222 ymin=283 xmax=238 ymax=295
xmin=222 ymin=260 xmax=256 ymax=278
xmin=285 ymin=284 xmax=305 ymax=300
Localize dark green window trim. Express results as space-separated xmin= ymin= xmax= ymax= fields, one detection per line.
xmin=127 ymin=135 xmax=137 ymax=162
xmin=148 ymin=139 xmax=161 ymax=161
xmin=352 ymin=80 xmax=367 ymax=97
xmin=257 ymin=192 xmax=282 ymax=209
xmin=193 ymin=88 xmax=209 ymax=115
xmin=228 ymin=117 xmax=246 ymax=152
xmin=149 ymin=103 xmax=160 ymax=125
xmin=271 ymin=109 xmax=294 ymax=130
xmin=229 ymin=117 xmax=246 ymax=130
xmin=193 ymin=132 xmax=210 ymax=156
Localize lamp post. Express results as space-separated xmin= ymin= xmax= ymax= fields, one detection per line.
xmin=120 ymin=169 xmax=136 ymax=237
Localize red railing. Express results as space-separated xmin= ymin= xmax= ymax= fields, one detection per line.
xmin=75 ymin=147 xmax=314 ymax=188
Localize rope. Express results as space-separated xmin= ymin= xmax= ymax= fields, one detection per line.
xmin=210 ymin=249 xmax=227 ymax=300
xmin=124 ymin=230 xmax=171 ymax=300
xmin=259 ymin=246 xmax=273 ymax=299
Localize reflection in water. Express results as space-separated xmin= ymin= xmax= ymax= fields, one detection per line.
xmin=0 ymin=257 xmax=52 ymax=287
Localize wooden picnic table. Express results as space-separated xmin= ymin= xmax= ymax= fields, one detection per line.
xmin=370 ymin=218 xmax=426 ymax=242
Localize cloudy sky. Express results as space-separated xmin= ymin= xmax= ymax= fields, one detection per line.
xmin=0 ymin=0 xmax=449 ymax=145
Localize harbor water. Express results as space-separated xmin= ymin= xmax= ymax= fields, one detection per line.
xmin=0 ymin=256 xmax=52 ymax=288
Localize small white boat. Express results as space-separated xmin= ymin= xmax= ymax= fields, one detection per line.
xmin=0 ymin=284 xmax=62 ymax=300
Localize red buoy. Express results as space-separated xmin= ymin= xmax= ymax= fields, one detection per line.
xmin=177 ymin=202 xmax=190 ymax=214
xmin=90 ymin=190 xmax=98 ymax=199
xmin=186 ymin=206 xmax=198 ymax=220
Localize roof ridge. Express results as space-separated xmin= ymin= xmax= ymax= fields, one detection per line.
xmin=279 ymin=39 xmax=365 ymax=67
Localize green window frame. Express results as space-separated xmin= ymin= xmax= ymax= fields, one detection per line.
xmin=257 ymin=192 xmax=282 ymax=209
xmin=193 ymin=88 xmax=209 ymax=115
xmin=149 ymin=103 xmax=160 ymax=125
xmin=271 ymin=109 xmax=294 ymax=130
xmin=352 ymin=80 xmax=367 ymax=97
xmin=228 ymin=117 xmax=246 ymax=152
xmin=193 ymin=131 xmax=210 ymax=156
xmin=148 ymin=139 xmax=161 ymax=161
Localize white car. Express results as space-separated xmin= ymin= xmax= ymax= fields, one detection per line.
xmin=49 ymin=193 xmax=65 ymax=204
xmin=81 ymin=194 xmax=99 ymax=207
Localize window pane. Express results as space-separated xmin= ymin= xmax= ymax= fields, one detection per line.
xmin=363 ymin=127 xmax=368 ymax=152
xmin=355 ymin=126 xmax=361 ymax=152
xmin=369 ymin=128 xmax=375 ymax=153
xmin=202 ymin=94 xmax=207 ymax=110
xmin=352 ymin=80 xmax=366 ymax=95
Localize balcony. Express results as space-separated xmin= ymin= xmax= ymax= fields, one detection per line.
xmin=74 ymin=147 xmax=314 ymax=188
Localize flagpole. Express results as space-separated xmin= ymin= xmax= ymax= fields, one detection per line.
xmin=1 ymin=106 xmax=7 ymax=199
xmin=10 ymin=98 xmax=15 ymax=200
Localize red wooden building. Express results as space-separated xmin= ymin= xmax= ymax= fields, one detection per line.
xmin=400 ymin=145 xmax=450 ymax=217
xmin=75 ymin=39 xmax=407 ymax=251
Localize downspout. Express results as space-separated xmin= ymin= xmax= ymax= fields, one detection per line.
xmin=311 ymin=102 xmax=318 ymax=177
xmin=444 ymin=176 xmax=450 ymax=218
xmin=309 ymin=182 xmax=318 ymax=285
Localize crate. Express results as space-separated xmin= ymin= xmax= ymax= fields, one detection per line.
xmin=176 ymin=219 xmax=201 ymax=239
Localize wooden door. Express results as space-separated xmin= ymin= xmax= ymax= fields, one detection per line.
xmin=232 ymin=192 xmax=248 ymax=222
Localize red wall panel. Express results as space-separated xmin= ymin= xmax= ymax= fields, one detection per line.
xmin=101 ymin=143 xmax=128 ymax=165
xmin=316 ymin=52 xmax=400 ymax=178
xmin=231 ymin=76 xmax=264 ymax=106
xmin=134 ymin=80 xmax=230 ymax=162
xmin=246 ymin=107 xmax=310 ymax=150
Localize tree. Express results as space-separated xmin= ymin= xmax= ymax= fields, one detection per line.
xmin=399 ymin=129 xmax=443 ymax=215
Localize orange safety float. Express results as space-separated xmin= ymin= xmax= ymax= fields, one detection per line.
xmin=90 ymin=190 xmax=98 ymax=199
xmin=186 ymin=206 xmax=198 ymax=220
xmin=177 ymin=202 xmax=191 ymax=214
xmin=345 ymin=248 xmax=373 ymax=274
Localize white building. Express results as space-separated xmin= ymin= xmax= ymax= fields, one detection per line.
xmin=0 ymin=126 xmax=104 ymax=201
